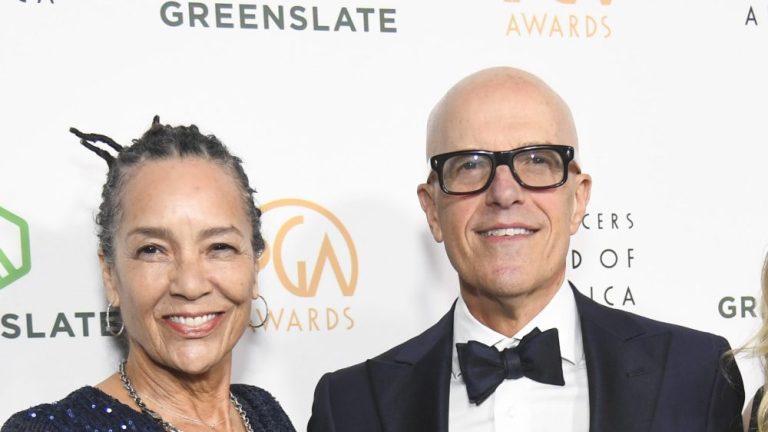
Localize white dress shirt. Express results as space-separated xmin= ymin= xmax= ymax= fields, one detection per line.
xmin=449 ymin=281 xmax=590 ymax=431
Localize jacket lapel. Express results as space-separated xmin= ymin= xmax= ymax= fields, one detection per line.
xmin=572 ymin=283 xmax=670 ymax=432
xmin=366 ymin=306 xmax=454 ymax=432
xmin=363 ymin=287 xmax=671 ymax=432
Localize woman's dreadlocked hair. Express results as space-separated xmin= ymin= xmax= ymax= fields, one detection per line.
xmin=70 ymin=115 xmax=265 ymax=264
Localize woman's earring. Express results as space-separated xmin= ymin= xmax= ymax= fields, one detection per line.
xmin=105 ymin=302 xmax=124 ymax=336
xmin=248 ymin=295 xmax=269 ymax=331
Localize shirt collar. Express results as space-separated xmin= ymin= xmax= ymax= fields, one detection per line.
xmin=451 ymin=279 xmax=584 ymax=378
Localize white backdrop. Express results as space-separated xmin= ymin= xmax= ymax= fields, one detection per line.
xmin=1 ymin=0 xmax=767 ymax=428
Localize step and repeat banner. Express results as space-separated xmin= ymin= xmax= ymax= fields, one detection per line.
xmin=1 ymin=0 xmax=767 ymax=427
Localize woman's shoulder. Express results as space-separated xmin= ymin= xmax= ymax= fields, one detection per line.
xmin=2 ymin=387 xmax=97 ymax=431
xmin=231 ymin=384 xmax=296 ymax=432
xmin=231 ymin=383 xmax=278 ymax=403
xmin=1 ymin=386 xmax=155 ymax=432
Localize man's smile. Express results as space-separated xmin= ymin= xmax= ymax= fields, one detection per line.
xmin=478 ymin=227 xmax=536 ymax=237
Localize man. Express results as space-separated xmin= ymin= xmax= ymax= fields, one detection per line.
xmin=308 ymin=67 xmax=744 ymax=431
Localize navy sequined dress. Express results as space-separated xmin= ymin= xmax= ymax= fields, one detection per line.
xmin=1 ymin=384 xmax=295 ymax=432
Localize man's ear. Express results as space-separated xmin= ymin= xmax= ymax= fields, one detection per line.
xmin=98 ymin=252 xmax=120 ymax=306
xmin=569 ymin=173 xmax=592 ymax=234
xmin=417 ymin=182 xmax=443 ymax=242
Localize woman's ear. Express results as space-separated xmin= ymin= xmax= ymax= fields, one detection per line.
xmin=99 ymin=252 xmax=120 ymax=306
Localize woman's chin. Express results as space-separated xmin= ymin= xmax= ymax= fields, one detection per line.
xmin=129 ymin=332 xmax=234 ymax=377
xmin=163 ymin=346 xmax=227 ymax=376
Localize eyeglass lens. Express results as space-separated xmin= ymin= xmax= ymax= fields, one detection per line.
xmin=441 ymin=148 xmax=565 ymax=193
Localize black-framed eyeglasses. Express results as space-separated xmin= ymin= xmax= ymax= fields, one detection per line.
xmin=429 ymin=145 xmax=576 ymax=195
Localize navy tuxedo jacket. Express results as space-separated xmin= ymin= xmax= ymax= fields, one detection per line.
xmin=308 ymin=284 xmax=744 ymax=432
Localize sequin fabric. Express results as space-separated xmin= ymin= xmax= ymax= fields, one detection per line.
xmin=1 ymin=384 xmax=295 ymax=432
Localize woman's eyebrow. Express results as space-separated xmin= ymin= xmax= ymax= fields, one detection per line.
xmin=198 ymin=226 xmax=244 ymax=241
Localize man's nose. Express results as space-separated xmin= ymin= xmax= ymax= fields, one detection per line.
xmin=485 ymin=164 xmax=524 ymax=207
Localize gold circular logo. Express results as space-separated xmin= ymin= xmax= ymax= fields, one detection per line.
xmin=258 ymin=198 xmax=358 ymax=297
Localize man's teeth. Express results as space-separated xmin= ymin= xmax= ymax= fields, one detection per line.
xmin=482 ymin=227 xmax=534 ymax=237
xmin=168 ymin=314 xmax=217 ymax=327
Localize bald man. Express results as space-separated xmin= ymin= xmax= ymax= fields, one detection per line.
xmin=308 ymin=67 xmax=744 ymax=432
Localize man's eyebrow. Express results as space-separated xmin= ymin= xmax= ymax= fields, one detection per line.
xmin=519 ymin=141 xmax=555 ymax=146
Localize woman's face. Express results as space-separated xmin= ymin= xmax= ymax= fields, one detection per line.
xmin=102 ymin=157 xmax=258 ymax=375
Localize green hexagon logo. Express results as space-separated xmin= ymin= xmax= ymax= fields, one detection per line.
xmin=0 ymin=206 xmax=31 ymax=290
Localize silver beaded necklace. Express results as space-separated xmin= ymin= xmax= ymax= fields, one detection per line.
xmin=118 ymin=360 xmax=254 ymax=432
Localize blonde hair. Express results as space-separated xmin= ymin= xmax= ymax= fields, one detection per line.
xmin=747 ymin=254 xmax=768 ymax=431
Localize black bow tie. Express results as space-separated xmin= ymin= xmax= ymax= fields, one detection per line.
xmin=456 ymin=327 xmax=565 ymax=405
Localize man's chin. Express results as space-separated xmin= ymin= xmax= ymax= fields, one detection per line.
xmin=463 ymin=273 xmax=561 ymax=299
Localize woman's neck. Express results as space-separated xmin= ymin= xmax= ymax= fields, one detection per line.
xmin=96 ymin=348 xmax=237 ymax=431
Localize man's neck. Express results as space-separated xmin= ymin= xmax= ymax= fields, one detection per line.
xmin=460 ymin=276 xmax=565 ymax=337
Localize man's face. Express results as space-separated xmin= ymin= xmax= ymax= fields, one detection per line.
xmin=418 ymin=79 xmax=591 ymax=301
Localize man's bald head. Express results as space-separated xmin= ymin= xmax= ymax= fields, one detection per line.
xmin=426 ymin=67 xmax=578 ymax=161
xmin=417 ymin=66 xmax=592 ymax=334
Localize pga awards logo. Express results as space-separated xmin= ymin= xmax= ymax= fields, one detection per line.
xmin=502 ymin=0 xmax=613 ymax=39
xmin=256 ymin=198 xmax=357 ymax=332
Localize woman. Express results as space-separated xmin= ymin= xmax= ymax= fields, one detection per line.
xmin=746 ymin=254 xmax=768 ymax=432
xmin=2 ymin=116 xmax=295 ymax=431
